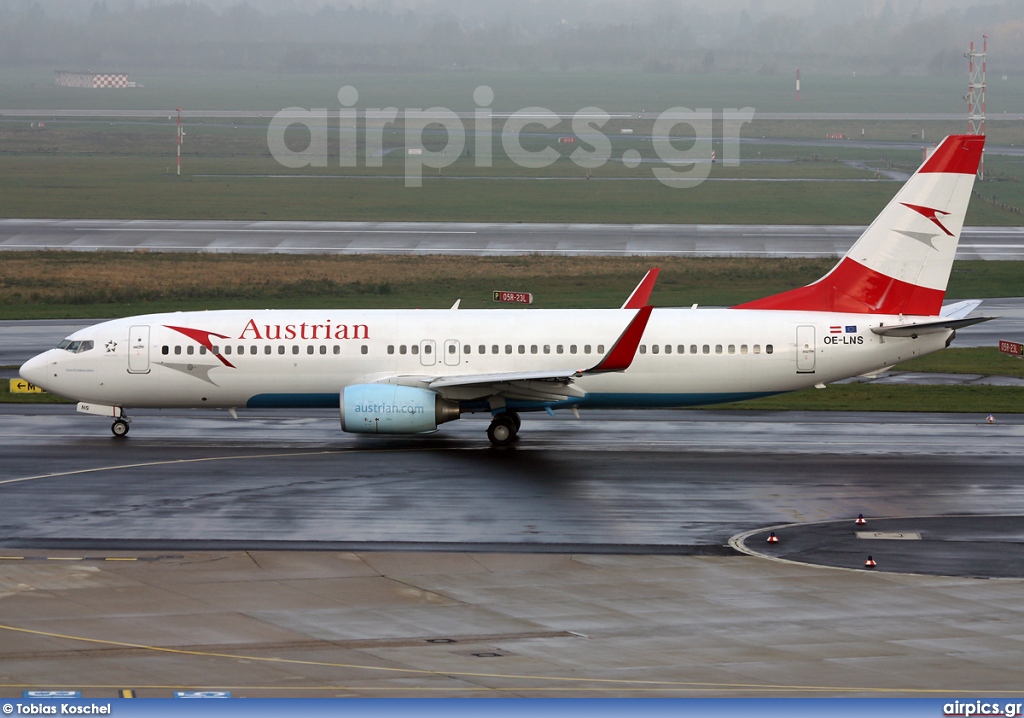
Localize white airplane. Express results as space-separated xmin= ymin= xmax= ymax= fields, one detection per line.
xmin=20 ymin=134 xmax=989 ymax=445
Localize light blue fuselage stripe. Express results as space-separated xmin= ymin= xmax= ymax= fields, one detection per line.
xmin=246 ymin=391 xmax=781 ymax=411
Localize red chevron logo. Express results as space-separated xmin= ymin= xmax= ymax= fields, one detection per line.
xmin=901 ymin=202 xmax=953 ymax=236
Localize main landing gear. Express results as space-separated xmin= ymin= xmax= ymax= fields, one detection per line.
xmin=111 ymin=417 xmax=130 ymax=438
xmin=487 ymin=411 xmax=521 ymax=446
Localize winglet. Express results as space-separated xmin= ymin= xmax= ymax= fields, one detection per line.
xmin=589 ymin=305 xmax=654 ymax=373
xmin=621 ymin=268 xmax=660 ymax=309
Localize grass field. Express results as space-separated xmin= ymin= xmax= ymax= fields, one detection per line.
xmin=3 ymin=253 xmax=1023 ymax=320
xmin=5 ymin=68 xmax=1024 ymax=115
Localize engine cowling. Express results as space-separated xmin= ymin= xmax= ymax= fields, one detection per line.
xmin=340 ymin=384 xmax=460 ymax=434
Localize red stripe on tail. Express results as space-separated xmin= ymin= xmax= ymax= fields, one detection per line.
xmin=919 ymin=135 xmax=985 ymax=174
xmin=732 ymin=258 xmax=945 ymax=315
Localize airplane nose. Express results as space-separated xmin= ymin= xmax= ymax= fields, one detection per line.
xmin=19 ymin=352 xmax=50 ymax=390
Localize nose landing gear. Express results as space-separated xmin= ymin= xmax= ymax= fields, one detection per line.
xmin=487 ymin=411 xmax=520 ymax=446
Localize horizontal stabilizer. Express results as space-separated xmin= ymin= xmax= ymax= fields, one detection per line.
xmin=871 ymin=315 xmax=994 ymax=337
xmin=939 ymin=299 xmax=984 ymax=320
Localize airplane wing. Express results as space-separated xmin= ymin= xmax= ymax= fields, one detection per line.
xmin=379 ymin=305 xmax=655 ymax=403
xmin=621 ymin=268 xmax=660 ymax=309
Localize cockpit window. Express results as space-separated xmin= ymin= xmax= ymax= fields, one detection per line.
xmin=58 ymin=339 xmax=94 ymax=353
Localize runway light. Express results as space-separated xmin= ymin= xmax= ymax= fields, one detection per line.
xmin=987 ymin=414 xmax=995 ymax=424
xmin=855 ymin=514 xmax=867 ymax=525
xmin=864 ymin=556 xmax=877 ymax=568
xmin=767 ymin=532 xmax=779 ymax=543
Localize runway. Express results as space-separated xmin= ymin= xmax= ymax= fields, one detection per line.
xmin=1 ymin=407 xmax=1021 ymax=551
xmin=3 ymin=406 xmax=1024 ymax=697
xmin=3 ymin=219 xmax=1024 ymax=259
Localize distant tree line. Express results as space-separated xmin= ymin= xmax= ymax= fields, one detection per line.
xmin=2 ymin=0 xmax=1022 ymax=75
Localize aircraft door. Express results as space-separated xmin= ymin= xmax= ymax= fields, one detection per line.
xmin=419 ymin=340 xmax=436 ymax=367
xmin=443 ymin=340 xmax=460 ymax=366
xmin=796 ymin=325 xmax=815 ymax=373
xmin=128 ymin=325 xmax=151 ymax=374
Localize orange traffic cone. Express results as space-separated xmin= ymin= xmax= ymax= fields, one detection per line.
xmin=855 ymin=514 xmax=867 ymax=525
xmin=864 ymin=556 xmax=877 ymax=568
xmin=767 ymin=532 xmax=779 ymax=543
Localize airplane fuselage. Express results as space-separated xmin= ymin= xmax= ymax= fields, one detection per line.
xmin=25 ymin=307 xmax=948 ymax=413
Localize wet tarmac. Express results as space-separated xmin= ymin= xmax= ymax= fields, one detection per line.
xmin=2 ymin=406 xmax=1024 ymax=697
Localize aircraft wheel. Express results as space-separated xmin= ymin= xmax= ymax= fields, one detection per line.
xmin=111 ymin=419 xmax=130 ymax=438
xmin=487 ymin=414 xmax=517 ymax=446
xmin=507 ymin=411 xmax=521 ymax=431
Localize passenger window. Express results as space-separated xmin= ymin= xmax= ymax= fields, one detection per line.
xmin=187 ymin=346 xmax=194 ymax=355
xmin=678 ymin=345 xmax=685 ymax=354
xmin=741 ymin=344 xmax=748 ymax=354
xmin=766 ymin=344 xmax=774 ymax=354
xmin=702 ymin=345 xmax=709 ymax=354
xmin=201 ymin=346 xmax=209 ymax=355
xmin=333 ymin=345 xmax=340 ymax=355
xmin=651 ymin=345 xmax=659 ymax=354
xmin=264 ymin=346 xmax=271 ymax=355
xmin=251 ymin=346 xmax=258 ymax=355
xmin=728 ymin=345 xmax=735 ymax=354
xmin=584 ymin=345 xmax=591 ymax=354
xmin=753 ymin=344 xmax=761 ymax=354
xmin=597 ymin=345 xmax=604 ymax=353
xmin=174 ymin=346 xmax=181 ymax=355
xmin=543 ymin=345 xmax=550 ymax=354
xmin=691 ymin=345 xmax=698 ymax=354
xmin=557 ymin=345 xmax=564 ymax=354
xmin=424 ymin=344 xmax=432 ymax=354
xmin=307 ymin=345 xmax=314 ymax=355
xmin=361 ymin=345 xmax=368 ymax=355
xmin=388 ymin=345 xmax=395 ymax=355
xmin=224 ymin=346 xmax=232 ymax=355
xmin=715 ymin=345 xmax=723 ymax=354
xmin=412 ymin=345 xmax=419 ymax=355
xmin=518 ymin=345 xmax=525 ymax=354
xmin=449 ymin=344 xmax=456 ymax=354
xmin=505 ymin=345 xmax=512 ymax=354
xmin=639 ymin=345 xmax=647 ymax=354
xmin=292 ymin=345 xmax=299 ymax=355
xmin=237 ymin=345 xmax=244 ymax=355
xmin=480 ymin=345 xmax=487 ymax=354
xmin=464 ymin=345 xmax=471 ymax=355
xmin=570 ymin=345 xmax=577 ymax=354
xmin=491 ymin=345 xmax=498 ymax=354
xmin=665 ymin=345 xmax=671 ymax=354
xmin=278 ymin=346 xmax=285 ymax=355
xmin=400 ymin=345 xmax=407 ymax=355
xmin=319 ymin=345 xmax=327 ymax=355
xmin=161 ymin=346 xmax=169 ymax=355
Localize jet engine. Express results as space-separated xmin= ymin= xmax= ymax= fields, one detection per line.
xmin=340 ymin=384 xmax=460 ymax=434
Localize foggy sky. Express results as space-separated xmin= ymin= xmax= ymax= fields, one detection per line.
xmin=2 ymin=0 xmax=1020 ymax=75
